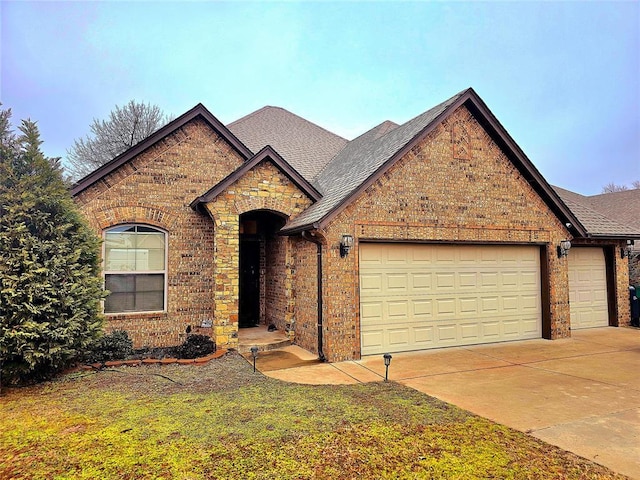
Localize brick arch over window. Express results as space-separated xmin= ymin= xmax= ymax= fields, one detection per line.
xmin=92 ymin=205 xmax=178 ymax=232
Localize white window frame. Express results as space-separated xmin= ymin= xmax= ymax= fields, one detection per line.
xmin=103 ymin=224 xmax=168 ymax=314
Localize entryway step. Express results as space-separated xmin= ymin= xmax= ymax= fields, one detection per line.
xmin=237 ymin=326 xmax=292 ymax=354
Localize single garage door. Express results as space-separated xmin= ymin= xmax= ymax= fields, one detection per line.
xmin=568 ymin=247 xmax=609 ymax=329
xmin=359 ymin=243 xmax=542 ymax=355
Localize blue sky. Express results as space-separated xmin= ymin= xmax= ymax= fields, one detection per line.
xmin=2 ymin=1 xmax=638 ymax=195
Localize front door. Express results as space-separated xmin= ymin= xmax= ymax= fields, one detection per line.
xmin=239 ymin=238 xmax=260 ymax=327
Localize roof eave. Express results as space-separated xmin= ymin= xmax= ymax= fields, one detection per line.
xmin=279 ymin=222 xmax=321 ymax=236
xmin=580 ymin=233 xmax=640 ymax=241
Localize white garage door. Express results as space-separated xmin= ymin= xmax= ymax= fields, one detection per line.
xmin=568 ymin=247 xmax=609 ymax=329
xmin=359 ymin=243 xmax=542 ymax=355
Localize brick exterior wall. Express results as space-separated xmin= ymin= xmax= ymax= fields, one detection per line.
xmin=75 ymin=118 xmax=244 ymax=348
xmin=74 ymin=104 xmax=632 ymax=360
xmin=265 ymin=234 xmax=292 ymax=330
xmin=291 ymin=236 xmax=321 ymax=355
xmin=318 ymin=106 xmax=575 ymax=361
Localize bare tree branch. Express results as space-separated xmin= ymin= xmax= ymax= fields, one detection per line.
xmin=66 ymin=100 xmax=170 ymax=180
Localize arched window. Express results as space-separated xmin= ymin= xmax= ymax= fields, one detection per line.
xmin=103 ymin=225 xmax=166 ymax=313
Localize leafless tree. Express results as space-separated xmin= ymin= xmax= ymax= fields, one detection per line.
xmin=602 ymin=182 xmax=630 ymax=193
xmin=67 ymin=100 xmax=170 ymax=180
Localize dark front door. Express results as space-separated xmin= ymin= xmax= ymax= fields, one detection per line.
xmin=239 ymin=238 xmax=260 ymax=327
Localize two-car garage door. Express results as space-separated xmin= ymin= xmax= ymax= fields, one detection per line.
xmin=359 ymin=243 xmax=542 ymax=355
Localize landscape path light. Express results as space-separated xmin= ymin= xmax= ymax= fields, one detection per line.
xmin=383 ymin=353 xmax=392 ymax=382
xmin=250 ymin=346 xmax=258 ymax=373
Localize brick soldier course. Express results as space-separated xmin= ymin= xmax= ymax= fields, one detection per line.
xmin=72 ymin=88 xmax=639 ymax=361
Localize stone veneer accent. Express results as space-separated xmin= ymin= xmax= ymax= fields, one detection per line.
xmin=202 ymin=160 xmax=313 ymax=349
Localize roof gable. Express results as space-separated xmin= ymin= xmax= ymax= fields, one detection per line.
xmin=71 ymin=103 xmax=253 ymax=196
xmin=227 ymin=106 xmax=348 ymax=182
xmin=282 ymin=88 xmax=584 ymax=235
xmin=190 ymin=145 xmax=322 ymax=209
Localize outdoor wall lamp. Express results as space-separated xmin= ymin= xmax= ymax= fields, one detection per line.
xmin=340 ymin=234 xmax=354 ymax=257
xmin=383 ymin=353 xmax=392 ymax=382
xmin=557 ymin=240 xmax=572 ymax=258
xmin=622 ymin=240 xmax=634 ymax=259
xmin=250 ymin=346 xmax=258 ymax=373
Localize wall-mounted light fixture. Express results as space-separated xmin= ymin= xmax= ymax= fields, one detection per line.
xmin=557 ymin=239 xmax=572 ymax=258
xmin=340 ymin=234 xmax=354 ymax=258
xmin=622 ymin=240 xmax=634 ymax=259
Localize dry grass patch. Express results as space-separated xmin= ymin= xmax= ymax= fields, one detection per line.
xmin=0 ymin=353 xmax=626 ymax=480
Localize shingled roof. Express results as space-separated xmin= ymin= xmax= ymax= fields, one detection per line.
xmin=553 ymin=186 xmax=640 ymax=238
xmin=588 ymin=189 xmax=640 ymax=231
xmin=280 ymin=91 xmax=467 ymax=232
xmin=280 ymin=88 xmax=585 ymax=235
xmin=227 ymin=106 xmax=348 ymax=181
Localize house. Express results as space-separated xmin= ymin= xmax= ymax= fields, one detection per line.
xmin=71 ymin=88 xmax=640 ymax=362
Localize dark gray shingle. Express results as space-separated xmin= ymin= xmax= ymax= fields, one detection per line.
xmin=227 ymin=106 xmax=348 ymax=181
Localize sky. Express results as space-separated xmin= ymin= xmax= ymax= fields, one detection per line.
xmin=1 ymin=1 xmax=638 ymax=195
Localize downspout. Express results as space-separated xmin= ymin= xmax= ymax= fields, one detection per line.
xmin=301 ymin=231 xmax=326 ymax=362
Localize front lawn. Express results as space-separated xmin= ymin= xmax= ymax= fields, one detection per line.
xmin=0 ymin=353 xmax=625 ymax=480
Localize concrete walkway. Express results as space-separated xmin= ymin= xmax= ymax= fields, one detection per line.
xmin=263 ymin=327 xmax=640 ymax=479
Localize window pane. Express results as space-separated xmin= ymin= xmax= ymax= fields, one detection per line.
xmin=105 ymin=226 xmax=165 ymax=272
xmin=136 ymin=232 xmax=165 ymax=270
xmin=105 ymin=274 xmax=135 ymax=293
xmin=104 ymin=292 xmax=135 ymax=313
xmin=105 ymin=273 xmax=164 ymax=313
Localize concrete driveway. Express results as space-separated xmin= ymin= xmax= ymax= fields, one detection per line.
xmin=265 ymin=327 xmax=640 ymax=479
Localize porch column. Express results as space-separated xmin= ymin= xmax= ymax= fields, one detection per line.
xmin=206 ymin=205 xmax=240 ymax=349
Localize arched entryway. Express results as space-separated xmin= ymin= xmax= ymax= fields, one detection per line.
xmin=239 ymin=210 xmax=287 ymax=328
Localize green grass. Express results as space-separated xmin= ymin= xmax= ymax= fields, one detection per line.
xmin=0 ymin=354 xmax=625 ymax=480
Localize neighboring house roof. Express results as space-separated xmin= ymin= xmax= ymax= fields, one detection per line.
xmin=553 ymin=186 xmax=640 ymax=238
xmin=191 ymin=145 xmax=322 ymax=208
xmin=281 ymin=87 xmax=584 ymax=235
xmin=71 ymin=103 xmax=253 ymax=196
xmin=227 ymin=106 xmax=348 ymax=182
xmin=588 ymin=189 xmax=640 ymax=231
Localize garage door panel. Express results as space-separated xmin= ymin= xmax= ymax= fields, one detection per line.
xmin=360 ymin=301 xmax=383 ymax=321
xmin=436 ymin=324 xmax=457 ymax=342
xmin=521 ymin=271 xmax=538 ymax=287
xmin=360 ymin=274 xmax=382 ymax=293
xmin=412 ymin=273 xmax=433 ymax=291
xmin=501 ymin=272 xmax=519 ymax=288
xmin=459 ymin=297 xmax=478 ymax=315
xmin=436 ymin=273 xmax=455 ymax=289
xmin=481 ymin=297 xmax=499 ymax=313
xmin=413 ymin=300 xmax=433 ymax=317
xmin=436 ymin=298 xmax=456 ymax=316
xmin=387 ymin=301 xmax=408 ymax=318
xmin=414 ymin=327 xmax=434 ymax=345
xmin=460 ymin=323 xmax=480 ymax=341
xmin=360 ymin=243 xmax=542 ymax=355
xmin=568 ymin=248 xmax=608 ymax=329
xmin=388 ymin=328 xmax=410 ymax=346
